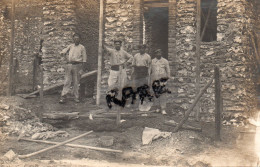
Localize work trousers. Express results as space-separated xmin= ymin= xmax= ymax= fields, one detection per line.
xmin=153 ymin=93 xmax=167 ymax=110
xmin=108 ymin=69 xmax=128 ymax=90
xmin=61 ymin=63 xmax=82 ymax=99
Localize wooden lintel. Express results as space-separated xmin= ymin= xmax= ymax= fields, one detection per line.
xmin=144 ymin=3 xmax=169 ymax=8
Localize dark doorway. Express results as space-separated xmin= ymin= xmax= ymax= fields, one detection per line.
xmin=144 ymin=7 xmax=169 ymax=59
xmin=201 ymin=0 xmax=217 ymax=42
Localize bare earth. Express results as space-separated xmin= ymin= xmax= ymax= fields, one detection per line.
xmin=0 ymin=95 xmax=258 ymax=166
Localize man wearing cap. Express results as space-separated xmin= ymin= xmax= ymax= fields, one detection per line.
xmin=131 ymin=44 xmax=151 ymax=89
xmin=59 ymin=33 xmax=87 ymax=103
xmin=150 ymin=49 xmax=171 ymax=115
xmin=104 ymin=39 xmax=133 ymax=90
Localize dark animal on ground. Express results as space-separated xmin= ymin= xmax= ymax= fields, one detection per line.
xmin=152 ymin=77 xmax=171 ymax=98
xmin=106 ymin=88 xmax=123 ymax=109
xmin=136 ymin=84 xmax=153 ymax=104
xmin=121 ymin=87 xmax=136 ymax=107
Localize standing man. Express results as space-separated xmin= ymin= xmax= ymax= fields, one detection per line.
xmin=104 ymin=39 xmax=133 ymax=90
xmin=131 ymin=44 xmax=151 ymax=90
xmin=150 ymin=49 xmax=171 ymax=115
xmin=59 ymin=33 xmax=87 ymax=103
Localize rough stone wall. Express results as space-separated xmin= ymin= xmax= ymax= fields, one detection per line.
xmin=14 ymin=0 xmax=43 ymax=93
xmin=215 ymin=0 xmax=257 ymax=114
xmin=199 ymin=0 xmax=258 ymax=118
xmin=101 ymin=0 xmax=142 ymax=99
xmin=0 ymin=1 xmax=11 ymax=95
xmin=168 ymin=0 xmax=258 ymax=118
xmin=42 ymin=0 xmax=77 ymax=86
xmin=170 ymin=0 xmax=197 ymax=114
xmin=167 ymin=0 xmax=178 ymax=111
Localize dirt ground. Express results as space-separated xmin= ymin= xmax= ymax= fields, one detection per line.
xmin=0 ymin=94 xmax=259 ymax=167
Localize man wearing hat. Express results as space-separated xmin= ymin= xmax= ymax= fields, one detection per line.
xmin=131 ymin=44 xmax=151 ymax=89
xmin=59 ymin=33 xmax=87 ymax=103
xmin=104 ymin=39 xmax=133 ymax=90
xmin=150 ymin=49 xmax=171 ymax=115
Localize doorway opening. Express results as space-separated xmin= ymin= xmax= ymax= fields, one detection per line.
xmin=144 ymin=7 xmax=169 ymax=59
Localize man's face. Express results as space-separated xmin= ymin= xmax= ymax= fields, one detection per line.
xmin=140 ymin=47 xmax=146 ymax=54
xmin=155 ymin=51 xmax=162 ymax=59
xmin=73 ymin=36 xmax=80 ymax=45
xmin=114 ymin=42 xmax=121 ymax=50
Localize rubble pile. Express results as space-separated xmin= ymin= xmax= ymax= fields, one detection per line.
xmin=0 ymin=97 xmax=57 ymax=139
xmin=222 ymin=112 xmax=248 ymax=126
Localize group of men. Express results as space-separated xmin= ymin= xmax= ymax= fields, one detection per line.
xmin=59 ymin=33 xmax=171 ymax=115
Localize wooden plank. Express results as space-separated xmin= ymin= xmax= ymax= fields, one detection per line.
xmin=195 ymin=0 xmax=201 ymax=121
xmin=165 ymin=120 xmax=202 ymax=132
xmin=19 ymin=138 xmax=122 ymax=153
xmin=173 ymin=77 xmax=214 ymax=133
xmin=23 ymin=70 xmax=97 ymax=99
xmin=42 ymin=112 xmax=79 ymax=120
xmin=92 ymin=114 xmax=156 ymax=119
xmin=18 ymin=131 xmax=93 ymax=159
xmin=144 ymin=3 xmax=169 ymax=8
xmin=96 ymin=0 xmax=104 ymax=105
xmin=214 ymin=66 xmax=222 ymax=141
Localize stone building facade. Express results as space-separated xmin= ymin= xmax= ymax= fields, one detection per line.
xmin=0 ymin=0 xmax=99 ymax=94
xmin=103 ymin=0 xmax=260 ymax=119
xmin=0 ymin=0 xmax=259 ymax=118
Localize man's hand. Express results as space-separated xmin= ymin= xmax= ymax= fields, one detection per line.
xmin=82 ymin=62 xmax=87 ymax=72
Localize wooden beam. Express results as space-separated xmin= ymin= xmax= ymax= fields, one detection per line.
xmin=18 ymin=131 xmax=93 ymax=159
xmin=214 ymin=66 xmax=222 ymax=141
xmin=19 ymin=138 xmax=122 ymax=153
xmin=173 ymin=77 xmax=214 ymax=133
xmin=195 ymin=0 xmax=201 ymax=121
xmin=22 ymin=70 xmax=97 ymax=99
xmin=42 ymin=112 xmax=79 ymax=120
xmin=144 ymin=3 xmax=169 ymax=8
xmin=165 ymin=120 xmax=202 ymax=132
xmin=96 ymin=0 xmax=104 ymax=105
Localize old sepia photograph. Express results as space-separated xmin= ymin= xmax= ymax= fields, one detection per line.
xmin=0 ymin=0 xmax=260 ymax=166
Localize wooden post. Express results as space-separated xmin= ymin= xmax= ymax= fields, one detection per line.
xmin=96 ymin=0 xmax=104 ymax=105
xmin=39 ymin=65 xmax=44 ymax=102
xmin=173 ymin=77 xmax=213 ymax=133
xmin=18 ymin=131 xmax=93 ymax=159
xmin=195 ymin=0 xmax=201 ymax=121
xmin=12 ymin=58 xmax=18 ymax=94
xmin=19 ymin=138 xmax=122 ymax=153
xmin=7 ymin=0 xmax=15 ymax=96
xmin=32 ymin=57 xmax=37 ymax=91
xmin=116 ymin=65 xmax=123 ymax=126
xmin=214 ymin=66 xmax=222 ymax=141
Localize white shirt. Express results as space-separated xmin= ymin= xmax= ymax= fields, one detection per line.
xmin=132 ymin=53 xmax=151 ymax=67
xmin=150 ymin=57 xmax=171 ymax=81
xmin=61 ymin=44 xmax=87 ymax=62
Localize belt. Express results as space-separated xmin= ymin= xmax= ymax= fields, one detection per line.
xmin=68 ymin=61 xmax=82 ymax=65
xmin=111 ymin=65 xmax=124 ymax=71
